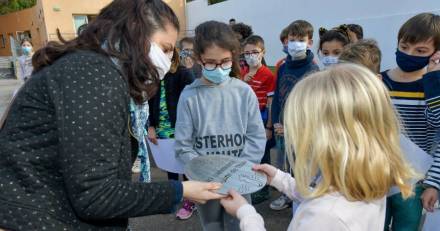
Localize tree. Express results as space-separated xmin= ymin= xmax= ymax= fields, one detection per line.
xmin=0 ymin=0 xmax=36 ymax=15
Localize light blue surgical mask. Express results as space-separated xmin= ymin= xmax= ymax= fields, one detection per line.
xmin=202 ymin=67 xmax=231 ymax=84
xmin=22 ymin=46 xmax=32 ymax=55
xmin=320 ymin=55 xmax=339 ymax=67
xmin=288 ymin=41 xmax=307 ymax=59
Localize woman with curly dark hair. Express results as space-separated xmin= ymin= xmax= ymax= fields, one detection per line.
xmin=0 ymin=0 xmax=223 ymax=230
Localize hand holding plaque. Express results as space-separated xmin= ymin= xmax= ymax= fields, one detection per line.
xmin=185 ymin=155 xmax=267 ymax=195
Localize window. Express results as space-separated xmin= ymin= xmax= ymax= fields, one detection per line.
xmin=0 ymin=34 xmax=5 ymax=48
xmin=16 ymin=31 xmax=31 ymax=41
xmin=73 ymin=15 xmax=88 ymax=34
xmin=208 ymin=0 xmax=227 ymax=5
xmin=73 ymin=15 xmax=97 ymax=35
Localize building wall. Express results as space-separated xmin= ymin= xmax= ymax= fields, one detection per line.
xmin=40 ymin=0 xmax=113 ymax=41
xmin=186 ymin=0 xmax=440 ymax=70
xmin=163 ymin=0 xmax=187 ymax=38
xmin=0 ymin=0 xmax=187 ymax=56
xmin=0 ymin=4 xmax=45 ymax=56
xmin=42 ymin=0 xmax=187 ymax=41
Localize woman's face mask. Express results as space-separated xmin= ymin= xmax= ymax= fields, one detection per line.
xmin=149 ymin=42 xmax=172 ymax=80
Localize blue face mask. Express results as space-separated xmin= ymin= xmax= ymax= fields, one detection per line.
xmin=395 ymin=49 xmax=431 ymax=72
xmin=202 ymin=67 xmax=231 ymax=84
xmin=22 ymin=46 xmax=32 ymax=55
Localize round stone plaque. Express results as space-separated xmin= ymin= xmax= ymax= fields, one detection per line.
xmin=185 ymin=155 xmax=267 ymax=195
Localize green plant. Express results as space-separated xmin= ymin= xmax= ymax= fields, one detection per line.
xmin=0 ymin=0 xmax=36 ymax=15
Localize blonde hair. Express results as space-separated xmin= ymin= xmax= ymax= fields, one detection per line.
xmin=284 ymin=63 xmax=417 ymax=201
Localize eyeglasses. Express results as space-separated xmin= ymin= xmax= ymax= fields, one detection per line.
xmin=201 ymin=60 xmax=233 ymax=71
xmin=180 ymin=49 xmax=193 ymax=58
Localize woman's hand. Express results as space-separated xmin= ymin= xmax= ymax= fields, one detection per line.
xmin=182 ymin=181 xmax=225 ymax=204
xmin=147 ymin=126 xmax=158 ymax=145
xmin=220 ymin=189 xmax=249 ymax=217
xmin=252 ymin=164 xmax=278 ymax=185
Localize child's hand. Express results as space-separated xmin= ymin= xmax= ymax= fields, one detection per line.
xmin=265 ymin=129 xmax=273 ymax=140
xmin=244 ymin=73 xmax=254 ymax=82
xmin=220 ymin=189 xmax=249 ymax=217
xmin=274 ymin=123 xmax=284 ymax=135
xmin=421 ymin=187 xmax=439 ymax=212
xmin=182 ymin=181 xmax=225 ymax=204
xmin=147 ymin=127 xmax=158 ymax=145
xmin=252 ymin=164 xmax=278 ymax=185
xmin=427 ymin=51 xmax=440 ymax=73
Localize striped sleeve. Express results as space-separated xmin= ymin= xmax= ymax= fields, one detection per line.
xmin=424 ymin=143 xmax=440 ymax=189
xmin=423 ymin=70 xmax=440 ymax=189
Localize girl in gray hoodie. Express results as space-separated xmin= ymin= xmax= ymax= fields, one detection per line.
xmin=175 ymin=21 xmax=266 ymax=231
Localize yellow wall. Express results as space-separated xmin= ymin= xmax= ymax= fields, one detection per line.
xmin=163 ymin=0 xmax=187 ymax=38
xmin=40 ymin=0 xmax=113 ymax=41
xmin=0 ymin=4 xmax=45 ymax=56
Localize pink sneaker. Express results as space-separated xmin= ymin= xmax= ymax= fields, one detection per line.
xmin=176 ymin=200 xmax=196 ymax=220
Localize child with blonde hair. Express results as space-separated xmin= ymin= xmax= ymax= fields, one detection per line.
xmin=220 ymin=64 xmax=418 ymax=231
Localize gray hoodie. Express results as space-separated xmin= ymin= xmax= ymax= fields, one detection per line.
xmin=175 ymin=77 xmax=265 ymax=166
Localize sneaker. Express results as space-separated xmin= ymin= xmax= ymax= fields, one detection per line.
xmin=269 ymin=194 xmax=292 ymax=211
xmin=131 ymin=158 xmax=141 ymax=173
xmin=176 ymin=200 xmax=196 ymax=220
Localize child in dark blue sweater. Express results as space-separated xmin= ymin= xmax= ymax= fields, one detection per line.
xmin=381 ymin=13 xmax=440 ymax=231
xmin=270 ymin=20 xmax=319 ymax=211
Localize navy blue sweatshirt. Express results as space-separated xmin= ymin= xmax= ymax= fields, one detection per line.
xmin=272 ymin=50 xmax=320 ymax=124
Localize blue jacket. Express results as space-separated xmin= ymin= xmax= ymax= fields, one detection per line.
xmin=272 ymin=50 xmax=319 ymax=124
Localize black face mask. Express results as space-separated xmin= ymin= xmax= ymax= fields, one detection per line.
xmin=395 ymin=49 xmax=431 ymax=72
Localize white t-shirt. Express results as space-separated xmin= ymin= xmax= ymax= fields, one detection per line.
xmin=18 ymin=55 xmax=33 ymax=80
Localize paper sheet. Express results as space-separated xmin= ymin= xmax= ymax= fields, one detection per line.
xmin=388 ymin=135 xmax=434 ymax=196
xmin=148 ymin=139 xmax=185 ymax=174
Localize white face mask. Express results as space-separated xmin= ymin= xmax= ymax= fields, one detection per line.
xmin=244 ymin=53 xmax=261 ymax=67
xmin=320 ymin=55 xmax=339 ymax=67
xmin=288 ymin=41 xmax=308 ymax=59
xmin=149 ymin=42 xmax=172 ymax=80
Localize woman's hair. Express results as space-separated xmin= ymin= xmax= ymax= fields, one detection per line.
xmin=32 ymin=0 xmax=179 ymax=104
xmin=193 ymin=21 xmax=241 ymax=78
xmin=319 ymin=25 xmax=350 ymax=51
xmin=243 ymin=35 xmax=265 ymax=51
xmin=21 ymin=38 xmax=33 ymax=46
xmin=283 ymin=64 xmax=417 ymax=202
xmin=169 ymin=47 xmax=179 ymax=74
